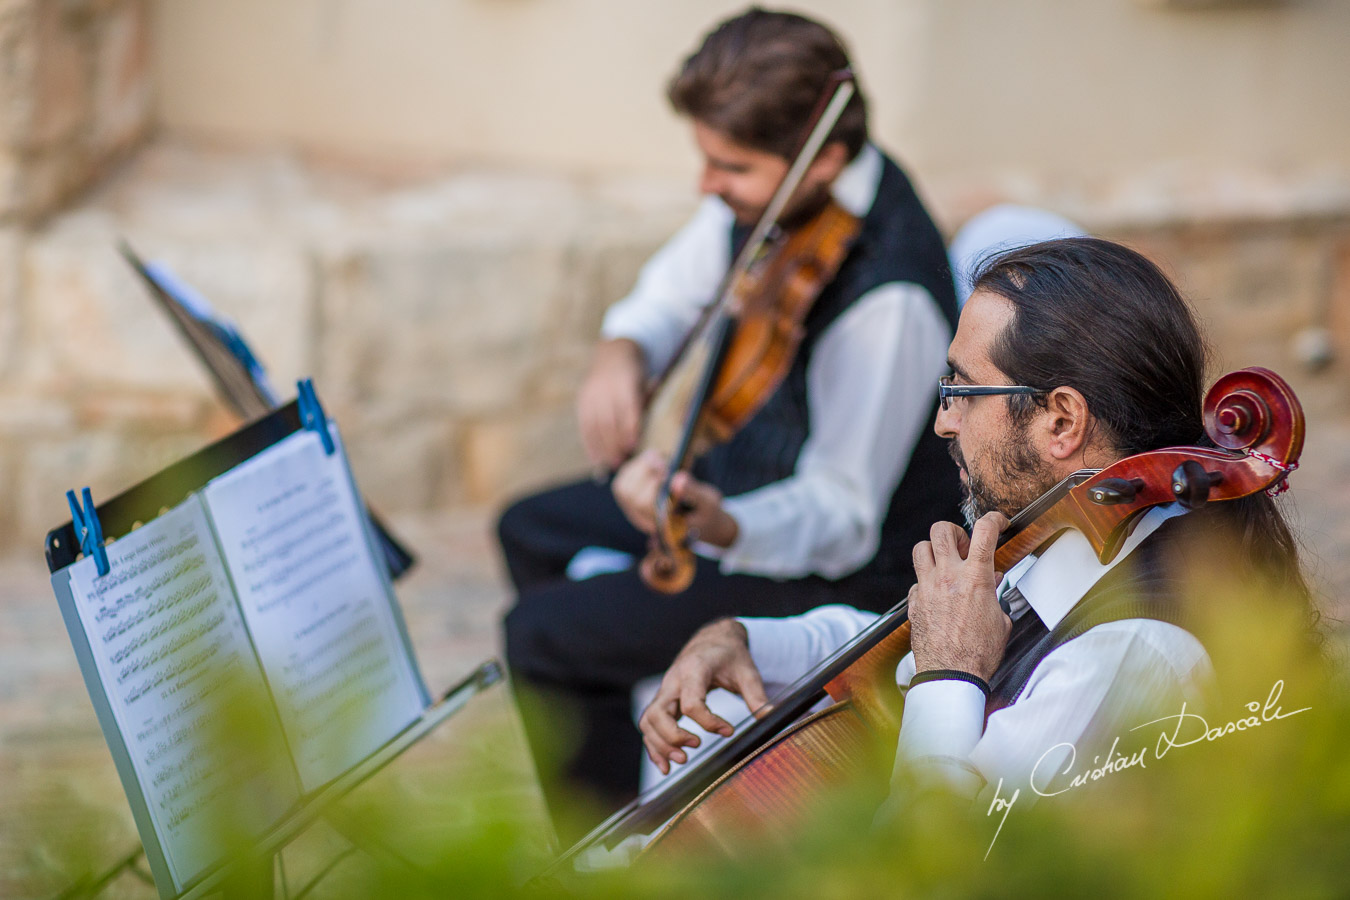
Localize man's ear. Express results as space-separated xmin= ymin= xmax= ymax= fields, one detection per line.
xmin=1040 ymin=386 xmax=1093 ymax=462
xmin=806 ymin=141 xmax=850 ymax=184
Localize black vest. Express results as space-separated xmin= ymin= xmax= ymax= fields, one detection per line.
xmin=694 ymin=152 xmax=962 ymax=610
xmin=987 ymin=515 xmax=1195 ymax=715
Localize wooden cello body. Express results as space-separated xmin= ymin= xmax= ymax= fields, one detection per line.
xmin=544 ymin=366 xmax=1304 ymax=867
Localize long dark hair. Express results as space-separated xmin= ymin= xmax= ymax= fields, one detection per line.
xmin=971 ymin=237 xmax=1312 ymax=612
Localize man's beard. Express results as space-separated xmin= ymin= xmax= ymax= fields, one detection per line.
xmin=948 ymin=426 xmax=1057 ymax=529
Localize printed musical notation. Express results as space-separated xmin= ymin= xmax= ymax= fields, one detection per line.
xmin=204 ymin=429 xmax=423 ymax=791
xmin=66 ymin=499 xmax=299 ymax=886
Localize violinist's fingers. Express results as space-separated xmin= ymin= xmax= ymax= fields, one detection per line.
xmin=620 ymin=453 xmax=673 ymax=533
xmin=673 ymin=473 xmax=722 ymax=513
xmin=612 ymin=392 xmax=641 ymax=459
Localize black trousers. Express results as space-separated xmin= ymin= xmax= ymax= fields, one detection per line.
xmin=499 ymin=477 xmax=895 ymax=839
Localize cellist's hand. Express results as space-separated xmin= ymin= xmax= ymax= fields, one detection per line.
xmin=577 ymin=338 xmax=646 ymax=470
xmin=909 ymin=512 xmax=1012 ymax=682
xmin=612 ymin=452 xmax=740 ymax=548
xmin=639 ymin=618 xmax=770 ymax=774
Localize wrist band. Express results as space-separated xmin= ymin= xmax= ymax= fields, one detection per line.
xmin=910 ymin=668 xmax=991 ymax=698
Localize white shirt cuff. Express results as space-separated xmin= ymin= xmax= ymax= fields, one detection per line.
xmin=896 ymin=679 xmax=988 ymax=792
xmin=739 ymin=616 xmax=824 ymax=687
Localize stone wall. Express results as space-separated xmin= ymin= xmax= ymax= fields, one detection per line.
xmin=8 ymin=141 xmax=1350 ymax=572
xmin=0 ymin=0 xmax=150 ymax=225
xmin=0 ymin=141 xmax=696 ymax=552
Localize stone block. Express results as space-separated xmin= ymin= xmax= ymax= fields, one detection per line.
xmin=0 ymin=5 xmax=37 ymax=151
xmin=72 ymin=388 xmax=207 ymax=433
xmin=0 ymin=225 xmax=21 ymax=377
xmin=317 ymin=240 xmax=574 ymax=416
xmin=15 ymin=431 xmax=121 ymax=553
xmin=341 ymin=409 xmax=459 ymax=513
xmin=460 ymin=407 xmax=584 ymax=507
xmin=116 ymin=233 xmax=318 ymax=390
xmin=1327 ymin=233 xmax=1350 ymax=365
xmin=0 ymin=149 xmax=19 ymax=219
xmin=21 ymin=210 xmax=214 ymax=393
xmin=0 ymin=390 xmax=74 ymax=435
xmin=0 ymin=441 xmax=18 ymax=547
xmin=1114 ymin=224 xmax=1323 ymax=371
xmin=526 ymin=342 xmax=590 ymax=408
xmin=10 ymin=141 xmax=92 ymax=220
xmin=25 ymin=0 xmax=89 ymax=151
xmin=89 ymin=0 xmax=149 ymax=157
xmin=22 ymin=212 xmax=314 ymax=399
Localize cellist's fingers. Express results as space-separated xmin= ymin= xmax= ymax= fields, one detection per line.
xmin=929 ymin=520 xmax=968 ymax=564
xmin=912 ymin=538 xmax=936 ymax=582
xmin=678 ymin=687 xmax=735 ymax=738
xmin=639 ymin=697 xmax=699 ymax=771
xmin=723 ymin=659 xmax=770 ymax=718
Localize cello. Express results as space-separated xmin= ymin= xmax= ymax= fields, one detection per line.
xmin=546 ymin=365 xmax=1304 ymax=868
xmin=633 ymin=71 xmax=862 ymax=593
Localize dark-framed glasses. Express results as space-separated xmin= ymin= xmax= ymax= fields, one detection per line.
xmin=938 ymin=375 xmax=1045 ymax=411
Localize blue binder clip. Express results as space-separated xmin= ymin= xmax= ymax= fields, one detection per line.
xmin=297 ymin=378 xmax=335 ymax=456
xmin=67 ymin=487 xmax=110 ymax=577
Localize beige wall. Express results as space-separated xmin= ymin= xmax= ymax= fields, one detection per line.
xmin=151 ymin=0 xmax=1350 ymax=190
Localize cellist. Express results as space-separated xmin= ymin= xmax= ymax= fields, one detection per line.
xmin=641 ymin=238 xmax=1313 ymax=805
xmin=498 ymin=8 xmax=960 ymax=833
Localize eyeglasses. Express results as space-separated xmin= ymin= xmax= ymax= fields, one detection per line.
xmin=938 ymin=375 xmax=1045 ymax=411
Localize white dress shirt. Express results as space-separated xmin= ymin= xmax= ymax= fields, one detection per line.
xmin=739 ymin=505 xmax=1214 ymax=804
xmin=600 ymin=144 xmax=952 ymax=579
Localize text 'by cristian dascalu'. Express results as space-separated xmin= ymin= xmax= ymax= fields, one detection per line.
xmin=982 ymin=679 xmax=1311 ymax=859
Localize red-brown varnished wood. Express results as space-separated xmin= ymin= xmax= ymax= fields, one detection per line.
xmin=642 ymin=702 xmax=888 ymax=861
xmin=623 ymin=368 xmax=1305 ymax=861
xmin=638 ymin=200 xmax=861 ymax=593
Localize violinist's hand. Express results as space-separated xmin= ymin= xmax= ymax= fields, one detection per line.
xmin=611 ymin=451 xmax=740 ymax=548
xmin=639 ymin=618 xmax=770 ymax=774
xmin=577 ymin=338 xmax=646 ymax=470
xmin=909 ymin=512 xmax=1012 ymax=682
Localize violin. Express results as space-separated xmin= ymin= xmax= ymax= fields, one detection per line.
xmin=636 ymin=72 xmax=862 ymax=593
xmin=546 ymin=366 xmax=1304 ymax=867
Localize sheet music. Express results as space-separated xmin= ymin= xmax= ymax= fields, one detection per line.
xmin=66 ymin=499 xmax=300 ymax=889
xmin=203 ymin=428 xmax=424 ymax=791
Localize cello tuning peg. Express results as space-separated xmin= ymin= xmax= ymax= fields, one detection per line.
xmin=1088 ymin=477 xmax=1147 ymax=505
xmin=1171 ymin=460 xmax=1225 ymax=509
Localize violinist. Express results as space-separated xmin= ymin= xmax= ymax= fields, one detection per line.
xmin=641 ymin=237 xmax=1311 ymax=804
xmin=499 ymin=8 xmax=960 ymax=830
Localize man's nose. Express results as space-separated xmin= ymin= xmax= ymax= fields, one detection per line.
xmin=934 ymin=400 xmax=958 ymax=438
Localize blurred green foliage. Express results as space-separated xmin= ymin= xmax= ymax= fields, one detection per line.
xmin=18 ymin=549 xmax=1350 ymax=900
